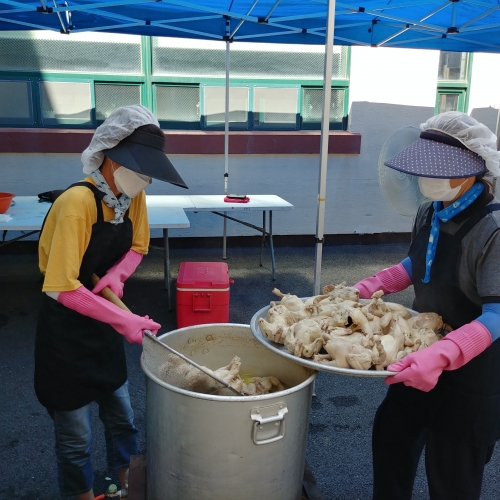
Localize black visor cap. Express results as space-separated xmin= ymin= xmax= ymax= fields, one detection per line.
xmin=103 ymin=129 xmax=188 ymax=189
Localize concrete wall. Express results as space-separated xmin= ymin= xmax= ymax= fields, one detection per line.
xmin=2 ymin=47 xmax=500 ymax=241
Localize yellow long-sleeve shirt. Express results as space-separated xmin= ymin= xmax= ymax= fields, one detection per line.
xmin=39 ymin=176 xmax=149 ymax=292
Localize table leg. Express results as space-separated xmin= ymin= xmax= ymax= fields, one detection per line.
xmin=259 ymin=211 xmax=266 ymax=267
xmin=163 ymin=228 xmax=172 ymax=311
xmin=0 ymin=230 xmax=40 ymax=247
xmin=222 ymin=213 xmax=228 ymax=260
xmin=211 ymin=210 xmax=278 ymax=280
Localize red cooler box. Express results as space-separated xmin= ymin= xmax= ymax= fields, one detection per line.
xmin=176 ymin=262 xmax=232 ymax=328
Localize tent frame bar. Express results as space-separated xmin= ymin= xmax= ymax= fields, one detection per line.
xmin=313 ymin=0 xmax=336 ymax=295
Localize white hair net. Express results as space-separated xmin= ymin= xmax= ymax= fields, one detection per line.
xmin=82 ymin=105 xmax=160 ymax=174
xmin=420 ymin=111 xmax=500 ymax=177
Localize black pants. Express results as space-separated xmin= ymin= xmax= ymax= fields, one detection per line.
xmin=372 ymin=391 xmax=495 ymax=500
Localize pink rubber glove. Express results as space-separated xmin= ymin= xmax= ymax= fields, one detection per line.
xmin=58 ymin=286 xmax=160 ymax=344
xmin=354 ymin=263 xmax=412 ymax=299
xmin=386 ymin=321 xmax=492 ymax=392
xmin=92 ymin=249 xmax=143 ymax=299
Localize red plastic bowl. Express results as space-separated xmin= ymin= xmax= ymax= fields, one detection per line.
xmin=0 ymin=192 xmax=15 ymax=214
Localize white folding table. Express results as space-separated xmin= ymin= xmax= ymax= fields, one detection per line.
xmin=0 ymin=196 xmax=190 ymax=310
xmin=147 ymin=194 xmax=294 ymax=280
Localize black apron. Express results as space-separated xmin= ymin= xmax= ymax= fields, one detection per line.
xmin=388 ymin=199 xmax=500 ymax=446
xmin=35 ymin=182 xmax=133 ymax=411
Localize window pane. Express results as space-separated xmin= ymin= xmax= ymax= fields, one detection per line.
xmin=437 ymin=93 xmax=459 ymax=113
xmin=302 ymin=88 xmax=344 ymax=126
xmin=95 ymin=84 xmax=141 ymax=122
xmin=156 ymin=85 xmax=200 ymax=126
xmin=0 ymin=31 xmax=142 ymax=75
xmin=203 ymin=86 xmax=248 ymax=127
xmin=152 ymin=38 xmax=348 ymax=80
xmin=438 ymin=52 xmax=467 ymax=81
xmin=39 ymin=81 xmax=92 ymax=126
xmin=254 ymin=87 xmax=298 ymax=128
xmin=0 ymin=80 xmax=34 ymax=125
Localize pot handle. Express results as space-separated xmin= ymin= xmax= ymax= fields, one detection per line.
xmin=250 ymin=404 xmax=288 ymax=445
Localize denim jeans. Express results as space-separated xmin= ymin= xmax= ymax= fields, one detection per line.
xmin=47 ymin=381 xmax=138 ymax=497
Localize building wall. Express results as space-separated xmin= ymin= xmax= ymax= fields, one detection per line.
xmin=468 ymin=52 xmax=500 ymax=135
xmin=2 ymin=47 xmax=500 ymax=241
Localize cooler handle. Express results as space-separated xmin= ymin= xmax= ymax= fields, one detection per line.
xmin=192 ymin=293 xmax=212 ymax=312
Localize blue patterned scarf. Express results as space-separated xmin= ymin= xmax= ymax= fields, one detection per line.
xmin=91 ymin=169 xmax=131 ymax=224
xmin=422 ymin=182 xmax=484 ymax=283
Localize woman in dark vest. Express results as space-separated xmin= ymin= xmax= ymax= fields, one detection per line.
xmin=354 ymin=111 xmax=500 ymax=500
xmin=35 ymin=105 xmax=187 ymax=500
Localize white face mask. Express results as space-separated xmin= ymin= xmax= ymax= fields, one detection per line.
xmin=418 ymin=177 xmax=465 ymax=202
xmin=112 ymin=164 xmax=151 ymax=198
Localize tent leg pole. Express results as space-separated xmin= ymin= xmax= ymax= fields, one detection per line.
xmin=222 ymin=37 xmax=230 ymax=260
xmin=313 ymin=0 xmax=336 ymax=295
xmin=224 ymin=38 xmax=230 ymax=197
xmin=269 ymin=211 xmax=276 ymax=281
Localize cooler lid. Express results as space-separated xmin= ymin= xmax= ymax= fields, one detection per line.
xmin=177 ymin=262 xmax=229 ymax=289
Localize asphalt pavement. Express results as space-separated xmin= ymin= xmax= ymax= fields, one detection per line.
xmin=1 ymin=242 xmax=499 ymax=499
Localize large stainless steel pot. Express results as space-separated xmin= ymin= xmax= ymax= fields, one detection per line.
xmin=141 ymin=323 xmax=316 ymax=500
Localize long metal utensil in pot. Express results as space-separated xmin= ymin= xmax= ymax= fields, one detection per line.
xmin=91 ymin=274 xmax=243 ymax=396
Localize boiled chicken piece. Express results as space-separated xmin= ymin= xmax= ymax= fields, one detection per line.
xmin=396 ymin=340 xmax=423 ymax=361
xmin=328 ymin=306 xmax=374 ymax=335
xmin=306 ymin=299 xmax=359 ymax=317
xmin=271 ymin=288 xmax=309 ymax=315
xmin=360 ymin=290 xmax=388 ymax=318
xmin=309 ymin=315 xmax=344 ymax=331
xmin=212 ymin=355 xmax=244 ymax=389
xmin=258 ymin=316 xmax=294 ymax=344
xmin=379 ymin=312 xmax=395 ymax=335
xmin=314 ymin=335 xmax=383 ymax=370
xmin=389 ymin=315 xmax=412 ymax=350
xmin=408 ymin=312 xmax=444 ymax=331
xmin=242 ymin=376 xmax=284 ymax=395
xmin=374 ymin=334 xmax=402 ymax=370
xmin=410 ymin=327 xmax=440 ymax=349
xmin=313 ymin=337 xmax=355 ymax=368
xmin=158 ymin=354 xmax=285 ymax=396
xmin=265 ymin=304 xmax=306 ymax=325
xmin=367 ymin=313 xmax=382 ymax=335
xmin=304 ymin=294 xmax=330 ymax=307
xmin=348 ymin=336 xmax=386 ymax=370
xmin=384 ymin=301 xmax=412 ymax=320
xmin=346 ymin=306 xmax=376 ymax=334
xmin=322 ymin=330 xmax=373 ymax=349
xmin=158 ymin=354 xmax=242 ymax=394
xmin=322 ymin=282 xmax=360 ymax=302
xmin=259 ymin=303 xmax=304 ymax=344
xmin=323 ymin=326 xmax=354 ymax=336
xmin=284 ymin=318 xmax=324 ymax=358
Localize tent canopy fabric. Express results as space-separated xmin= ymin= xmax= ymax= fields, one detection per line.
xmin=1 ymin=0 xmax=500 ymax=53
xmin=2 ymin=0 xmax=500 ymax=293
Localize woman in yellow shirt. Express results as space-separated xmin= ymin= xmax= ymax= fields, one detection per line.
xmin=35 ymin=105 xmax=187 ymax=500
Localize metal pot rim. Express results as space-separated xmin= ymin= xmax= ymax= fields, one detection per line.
xmin=140 ymin=323 xmax=317 ymax=401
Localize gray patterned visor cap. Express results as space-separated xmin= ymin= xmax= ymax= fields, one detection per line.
xmin=384 ymin=131 xmax=486 ymax=179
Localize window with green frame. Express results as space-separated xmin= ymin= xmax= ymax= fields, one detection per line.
xmin=0 ymin=31 xmax=350 ymax=130
xmin=436 ymin=51 xmax=472 ymax=114
xmin=0 ymin=31 xmax=144 ymax=128
xmin=151 ymin=38 xmax=350 ymax=131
